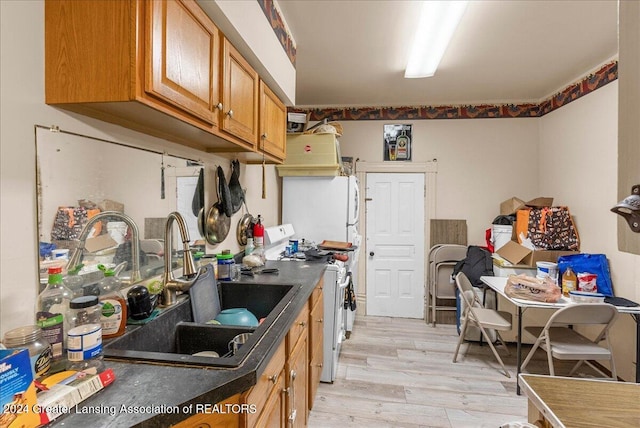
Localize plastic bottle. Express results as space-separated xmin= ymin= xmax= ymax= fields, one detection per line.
xmin=66 ymin=296 xmax=105 ymax=373
xmin=245 ymin=237 xmax=255 ymax=256
xmin=96 ymin=265 xmax=127 ymax=339
xmin=561 ymin=266 xmax=577 ymax=297
xmin=36 ymin=266 xmax=73 ymax=359
xmin=64 ymin=264 xmax=85 ymax=298
xmin=253 ymin=215 xmax=265 ymax=248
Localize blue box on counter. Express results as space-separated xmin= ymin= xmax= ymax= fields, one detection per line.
xmin=1 ymin=348 xmax=40 ymax=427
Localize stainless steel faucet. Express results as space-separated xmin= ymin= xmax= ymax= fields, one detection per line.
xmin=160 ymin=211 xmax=201 ymax=306
xmin=67 ymin=211 xmax=142 ymax=284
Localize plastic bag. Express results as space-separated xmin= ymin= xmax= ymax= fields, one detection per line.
xmin=505 ymin=274 xmax=562 ymax=303
xmin=557 ymin=254 xmax=613 ymax=297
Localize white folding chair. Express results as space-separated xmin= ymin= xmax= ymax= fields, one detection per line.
xmin=453 ymin=272 xmax=513 ymax=377
xmin=521 ymin=303 xmax=619 ymax=380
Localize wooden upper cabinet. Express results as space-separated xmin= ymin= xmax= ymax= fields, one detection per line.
xmin=146 ymin=0 xmax=220 ymax=126
xmin=221 ymin=38 xmax=259 ymax=148
xmin=259 ymin=80 xmax=287 ymax=161
xmin=45 ymin=0 xmax=282 ymax=161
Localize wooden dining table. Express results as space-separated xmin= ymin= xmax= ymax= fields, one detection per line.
xmin=519 ymin=374 xmax=640 ymax=427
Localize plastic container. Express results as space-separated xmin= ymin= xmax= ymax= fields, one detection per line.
xmin=201 ymin=255 xmax=218 ymax=279
xmin=216 ymin=251 xmax=235 ymax=281
xmin=96 ymin=265 xmax=127 ymax=339
xmin=36 ymin=266 xmax=73 ymax=359
xmin=2 ymin=325 xmax=52 ymax=378
xmin=536 ymin=261 xmax=558 ymax=282
xmin=491 ymin=225 xmax=513 ymax=251
xmin=569 ymin=291 xmax=605 ymax=303
xmin=66 ymin=296 xmax=104 ymax=372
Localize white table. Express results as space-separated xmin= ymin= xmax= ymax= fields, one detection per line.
xmin=480 ymin=275 xmax=640 ymax=394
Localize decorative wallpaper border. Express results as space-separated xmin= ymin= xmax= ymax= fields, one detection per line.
xmin=289 ymin=61 xmax=618 ymax=121
xmin=258 ymin=0 xmax=296 ymax=66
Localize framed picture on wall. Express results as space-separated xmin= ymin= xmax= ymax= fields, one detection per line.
xmin=383 ymin=124 xmax=412 ymax=161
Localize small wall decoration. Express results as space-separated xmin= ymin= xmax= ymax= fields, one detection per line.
xmin=383 ymin=124 xmax=412 ymax=161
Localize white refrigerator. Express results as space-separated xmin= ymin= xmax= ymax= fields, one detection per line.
xmin=282 ymin=176 xmax=360 ymax=245
xmin=282 ymin=175 xmax=361 ymax=346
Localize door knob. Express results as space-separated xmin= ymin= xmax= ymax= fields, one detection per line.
xmin=369 ymin=251 xmax=374 ymax=256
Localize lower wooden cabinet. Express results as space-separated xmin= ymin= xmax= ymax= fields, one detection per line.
xmin=308 ymin=286 xmax=324 ymax=410
xmin=253 ymin=368 xmax=286 ymax=428
xmin=287 ymin=331 xmax=308 ymax=427
xmin=241 ymin=278 xmax=323 ymax=427
xmin=174 ymin=394 xmax=241 ymax=427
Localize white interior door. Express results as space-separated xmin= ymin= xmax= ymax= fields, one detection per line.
xmin=365 ymin=173 xmax=425 ymax=318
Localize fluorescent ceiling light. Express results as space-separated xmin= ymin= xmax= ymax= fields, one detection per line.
xmin=405 ymin=1 xmax=468 ymax=78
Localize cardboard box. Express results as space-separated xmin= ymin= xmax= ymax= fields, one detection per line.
xmin=500 ymin=197 xmax=525 ymax=216
xmin=84 ymin=234 xmax=118 ymax=253
xmin=98 ymin=199 xmax=124 ymax=213
xmin=496 ymin=240 xmax=577 ymax=267
xmin=37 ymin=369 xmax=116 ymax=425
xmin=493 ymin=260 xmax=536 ymax=277
xmin=0 ymin=349 xmax=40 ymax=427
xmin=525 ymin=197 xmax=554 ymax=207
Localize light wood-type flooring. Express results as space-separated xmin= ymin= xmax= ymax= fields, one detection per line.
xmin=307 ymin=315 xmax=605 ymax=428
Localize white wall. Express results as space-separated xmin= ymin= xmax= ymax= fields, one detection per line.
xmin=539 ymin=81 xmax=640 ymax=380
xmin=0 ymin=1 xmax=280 ymax=337
xmin=338 ymin=118 xmax=540 ymax=245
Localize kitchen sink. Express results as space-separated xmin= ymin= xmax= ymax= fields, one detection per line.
xmin=103 ymin=281 xmax=299 ymax=367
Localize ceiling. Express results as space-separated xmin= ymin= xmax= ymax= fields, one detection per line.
xmin=276 ymin=0 xmax=619 ymax=108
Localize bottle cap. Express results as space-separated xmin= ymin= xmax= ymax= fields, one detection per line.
xmin=48 ymin=266 xmax=63 ymax=274
xmin=70 ymin=295 xmax=99 ymax=309
xmin=98 ymin=264 xmax=115 ymax=277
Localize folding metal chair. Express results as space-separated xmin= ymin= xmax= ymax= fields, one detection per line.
xmin=453 ymin=272 xmax=513 ymax=377
xmin=521 ymin=303 xmax=619 ymax=380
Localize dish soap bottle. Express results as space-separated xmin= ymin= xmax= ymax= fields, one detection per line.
xmin=561 ymin=266 xmax=577 ymax=297
xmin=36 ymin=266 xmax=73 ymax=359
xmin=97 ymin=264 xmax=127 ymax=339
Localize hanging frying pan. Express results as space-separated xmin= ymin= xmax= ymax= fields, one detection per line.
xmin=201 ymin=168 xmax=231 ymax=245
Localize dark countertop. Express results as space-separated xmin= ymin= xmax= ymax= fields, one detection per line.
xmin=49 ymin=260 xmax=327 ymax=427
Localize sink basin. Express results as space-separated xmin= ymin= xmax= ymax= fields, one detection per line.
xmin=103 ymin=281 xmax=299 ymax=367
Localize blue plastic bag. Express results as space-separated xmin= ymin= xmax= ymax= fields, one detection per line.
xmin=557 ymin=254 xmax=614 ymax=297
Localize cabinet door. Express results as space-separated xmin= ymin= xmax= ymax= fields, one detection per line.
xmin=287 ymin=333 xmax=308 ymax=428
xmin=222 ymin=38 xmax=259 ymax=147
xmin=146 ymin=0 xmax=220 ymax=126
xmin=174 ymin=394 xmax=241 ymax=427
xmin=259 ymin=80 xmax=287 ymax=160
xmin=308 ymin=295 xmax=324 ymax=410
xmin=253 ymin=369 xmax=286 ymax=428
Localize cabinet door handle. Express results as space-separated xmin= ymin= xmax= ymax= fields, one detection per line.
xmin=298 ymin=321 xmax=306 ymax=327
xmin=216 ymin=102 xmax=223 ymax=110
xmin=261 ymin=133 xmax=267 ymax=139
xmin=267 ymin=374 xmax=278 ymax=384
xmin=317 ymin=318 xmax=323 ymax=323
xmin=288 ymin=369 xmax=297 ymax=427
xmin=226 ymin=109 xmax=234 ymax=118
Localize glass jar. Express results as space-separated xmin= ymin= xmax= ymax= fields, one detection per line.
xmin=3 ymin=325 xmax=52 ymax=378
